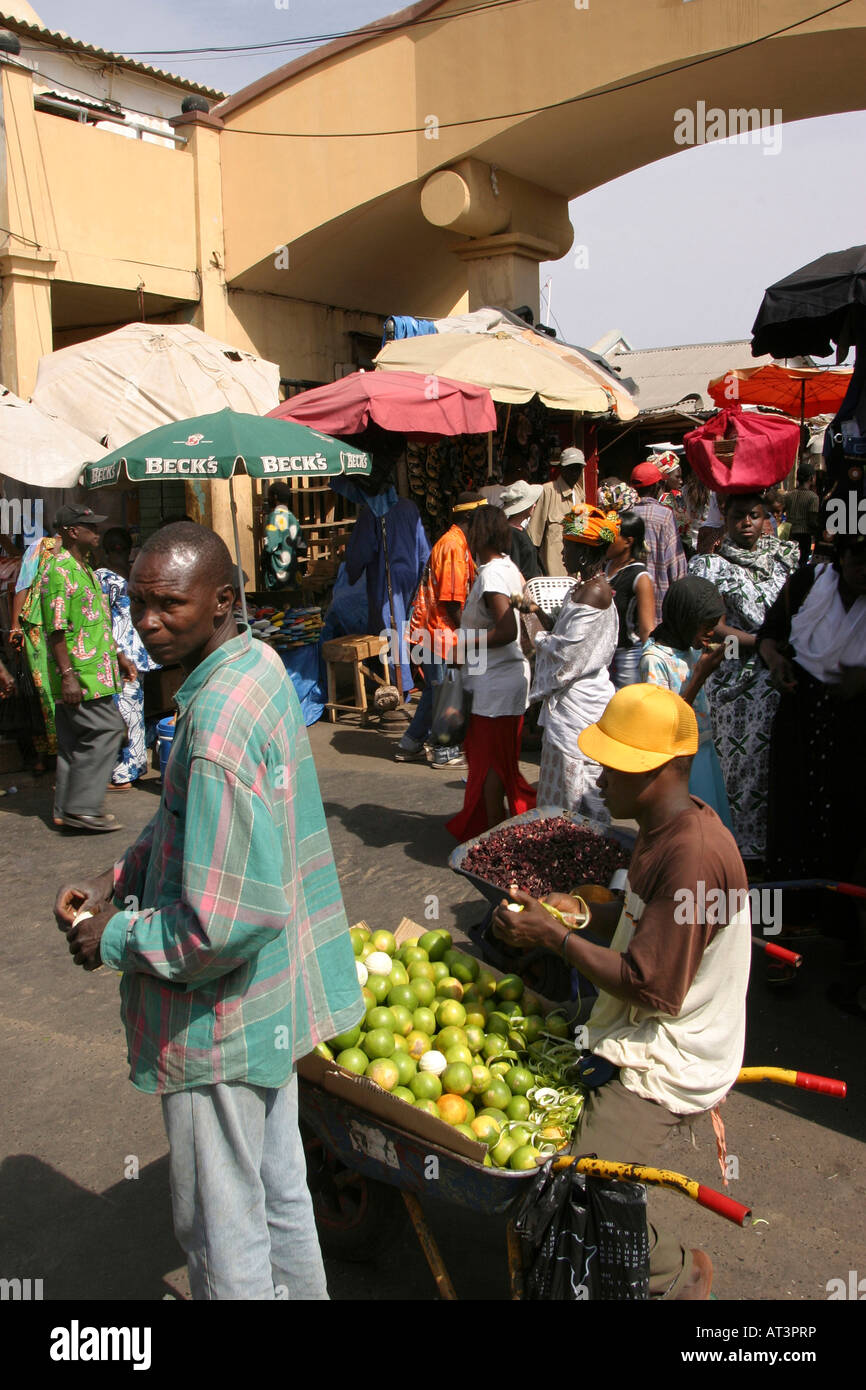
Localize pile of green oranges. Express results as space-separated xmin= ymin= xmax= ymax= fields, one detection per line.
xmin=315 ymin=925 xmax=573 ymax=1172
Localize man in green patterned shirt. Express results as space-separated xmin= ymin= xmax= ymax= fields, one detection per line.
xmin=54 ymin=522 xmax=363 ymax=1300
xmin=38 ymin=504 xmax=133 ymax=831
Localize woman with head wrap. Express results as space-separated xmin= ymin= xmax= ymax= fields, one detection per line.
xmin=640 ymin=577 xmax=733 ymax=829
xmin=688 ymin=491 xmax=797 ymax=862
xmin=518 ymin=505 xmax=620 ymax=821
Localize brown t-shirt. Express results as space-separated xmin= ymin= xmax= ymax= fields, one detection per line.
xmin=617 ymin=797 xmax=748 ymax=1015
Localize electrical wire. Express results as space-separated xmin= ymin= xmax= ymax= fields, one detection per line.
xmin=122 ymin=0 xmax=529 ymax=59
xmin=214 ymin=0 xmax=854 ymax=138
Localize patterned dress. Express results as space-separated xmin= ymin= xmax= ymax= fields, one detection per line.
xmin=688 ymin=536 xmax=797 ymax=858
xmin=96 ymin=568 xmax=161 ymax=784
xmin=18 ymin=537 xmax=62 ymax=753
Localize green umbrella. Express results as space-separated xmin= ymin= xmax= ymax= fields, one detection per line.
xmin=82 ymin=408 xmax=372 ymax=622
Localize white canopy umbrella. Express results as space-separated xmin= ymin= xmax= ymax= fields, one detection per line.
xmin=32 ymin=323 xmax=281 ymax=450
xmin=0 ymin=386 xmax=106 ymax=490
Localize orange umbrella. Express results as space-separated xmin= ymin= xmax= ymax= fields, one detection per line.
xmin=707 ymin=363 xmax=852 ymax=423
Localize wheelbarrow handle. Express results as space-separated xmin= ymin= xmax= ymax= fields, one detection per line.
xmin=695 ymin=1184 xmax=753 ymax=1226
xmin=737 ymin=1066 xmax=847 ymax=1098
xmin=752 ymin=936 xmax=802 ymax=965
xmin=556 ymin=1156 xmax=751 ymax=1227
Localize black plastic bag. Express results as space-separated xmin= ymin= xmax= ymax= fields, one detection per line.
xmin=513 ymin=1161 xmax=650 ymax=1300
xmin=429 ymin=666 xmax=471 ymax=749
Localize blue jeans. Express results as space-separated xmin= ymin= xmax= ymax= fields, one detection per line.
xmin=405 ymin=660 xmax=446 ymax=743
xmin=161 ymin=1073 xmax=328 ymax=1301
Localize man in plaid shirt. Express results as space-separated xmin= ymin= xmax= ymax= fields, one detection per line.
xmin=54 ymin=522 xmax=363 ymax=1300
xmin=630 ymin=461 xmax=688 ymax=623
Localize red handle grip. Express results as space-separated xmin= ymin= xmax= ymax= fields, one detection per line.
xmin=695 ymin=1185 xmax=751 ymax=1226
xmin=832 ymin=881 xmax=866 ymax=900
xmin=762 ymin=941 xmax=802 ymax=965
xmin=795 ymin=1072 xmax=847 ymax=1098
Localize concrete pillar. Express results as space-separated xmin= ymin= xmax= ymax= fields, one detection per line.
xmin=170 ymin=107 xmax=257 ymax=587
xmin=453 ymin=233 xmax=560 ymax=320
xmin=0 ymin=248 xmax=55 ymax=397
xmin=0 ymin=56 xmax=56 ymax=397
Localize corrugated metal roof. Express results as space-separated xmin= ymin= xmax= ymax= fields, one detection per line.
xmin=0 ymin=12 xmax=225 ymax=99
xmin=604 ymin=340 xmax=812 ymax=414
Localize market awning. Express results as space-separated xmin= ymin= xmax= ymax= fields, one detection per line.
xmin=375 ymin=331 xmax=630 ymax=416
xmin=0 ymin=386 xmax=107 ymax=490
xmin=270 ymin=368 xmax=496 ymax=438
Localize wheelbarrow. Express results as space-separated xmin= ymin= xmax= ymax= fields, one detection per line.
xmin=298 ymin=1075 xmax=751 ymax=1300
xmin=299 ymin=1059 xmax=847 ymax=1298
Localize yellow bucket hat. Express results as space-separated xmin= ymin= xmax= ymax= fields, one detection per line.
xmin=578 ymin=684 xmax=698 ymax=773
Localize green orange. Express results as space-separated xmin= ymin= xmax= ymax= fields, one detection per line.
xmin=412 ymin=1007 xmax=437 ymax=1035
xmin=366 ymin=1006 xmax=397 ymax=1033
xmin=496 ymin=973 xmax=524 ymax=1002
xmin=365 ymin=973 xmax=390 ymax=1003
xmin=506 ymin=1095 xmax=531 ymax=1122
xmin=409 ymin=977 xmax=436 ymax=1007
xmin=509 ymin=1145 xmax=542 ymax=1171
xmin=481 ymin=1079 xmax=513 ymax=1111
xmin=387 ymin=962 xmax=409 ymax=989
xmin=370 ymin=929 xmax=397 ymax=956
xmin=544 ymin=1013 xmax=571 ymax=1039
xmin=408 ymin=961 xmax=436 ymax=983
xmin=470 ymin=1064 xmax=493 ymax=1095
xmin=436 ymin=1025 xmax=468 ymax=1053
xmin=444 ymin=1045 xmax=473 ymax=1067
xmin=410 ymin=1071 xmax=442 ymax=1102
xmin=482 ymin=1034 xmax=510 ymax=1061
xmin=441 ymin=1061 xmax=473 ymax=1096
xmin=362 ymin=1028 xmax=395 ymax=1060
xmin=349 ymin=927 xmax=368 ymax=957
xmin=393 ymin=1086 xmax=416 ymax=1105
xmin=406 ymin=1029 xmax=431 ymax=1060
xmin=392 ymin=1050 xmax=418 ymax=1086
xmin=414 ymin=1098 xmax=440 ymax=1119
xmin=429 ymin=961 xmax=450 ymax=983
xmin=387 ymin=983 xmax=419 ymax=1014
xmin=389 ymin=1004 xmax=415 ymax=1037
xmin=504 ymin=1066 xmax=535 ymax=1097
xmin=328 ymin=1023 xmax=362 ymax=1052
xmin=436 ymin=976 xmax=464 ymax=1001
xmin=365 ymin=1057 xmax=399 ymax=1091
xmin=418 ymin=929 xmax=452 ymax=961
xmin=471 ymin=1114 xmax=502 ymax=1144
xmin=336 ymin=1047 xmax=368 ymax=1075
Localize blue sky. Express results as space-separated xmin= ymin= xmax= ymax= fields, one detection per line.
xmin=33 ymin=1 xmax=866 ymax=353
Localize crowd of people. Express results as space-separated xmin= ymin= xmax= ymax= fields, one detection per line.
xmin=397 ymin=447 xmax=865 ymax=1003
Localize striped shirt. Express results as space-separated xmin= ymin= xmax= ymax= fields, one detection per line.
xmin=100 ymin=626 xmax=363 ymax=1094
xmin=781 ymin=487 xmax=819 ymax=536
xmin=632 ymin=498 xmax=688 ymax=624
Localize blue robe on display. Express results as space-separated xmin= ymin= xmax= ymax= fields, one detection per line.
xmin=345 ymin=494 xmax=430 ymax=691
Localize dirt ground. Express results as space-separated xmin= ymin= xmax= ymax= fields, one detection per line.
xmin=0 ymin=714 xmax=862 ymax=1303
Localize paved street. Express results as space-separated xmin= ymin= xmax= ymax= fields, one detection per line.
xmin=0 ymin=717 xmax=861 ymax=1302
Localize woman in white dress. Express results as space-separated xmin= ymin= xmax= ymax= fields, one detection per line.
xmin=520 ymin=504 xmax=620 ymax=821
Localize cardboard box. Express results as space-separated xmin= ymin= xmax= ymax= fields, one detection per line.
xmin=297 ymin=917 xmax=560 ymax=1164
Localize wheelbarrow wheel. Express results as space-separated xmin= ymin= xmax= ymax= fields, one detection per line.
xmin=301 ymin=1124 xmax=405 ymax=1261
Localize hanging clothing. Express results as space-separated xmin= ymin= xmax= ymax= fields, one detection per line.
xmin=531 ymin=594 xmax=618 ymax=819
xmin=345 ymin=496 xmax=430 ymax=690
xmin=688 ymin=535 xmax=797 ymax=858
xmin=640 ymin=640 xmax=733 ymax=831
xmin=96 ymin=567 xmax=161 ymax=785
xmin=261 ymin=505 xmax=307 ymax=590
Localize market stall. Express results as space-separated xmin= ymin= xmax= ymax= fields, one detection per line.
xmin=81 ymin=408 xmax=371 ymax=723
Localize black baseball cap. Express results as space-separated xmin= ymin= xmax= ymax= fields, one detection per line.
xmin=55 ymin=504 xmax=108 ymax=527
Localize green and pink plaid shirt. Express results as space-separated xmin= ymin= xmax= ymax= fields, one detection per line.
xmin=100 ymin=627 xmax=363 ymax=1094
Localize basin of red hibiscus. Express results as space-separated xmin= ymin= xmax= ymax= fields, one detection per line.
xmin=448 ymin=806 xmax=634 ymax=908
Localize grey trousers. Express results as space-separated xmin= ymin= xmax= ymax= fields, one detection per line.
xmin=574 ymin=1080 xmax=698 ymax=1299
xmin=54 ymin=695 xmax=126 ymax=817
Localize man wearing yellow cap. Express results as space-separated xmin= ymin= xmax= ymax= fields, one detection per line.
xmin=494 ymin=684 xmax=751 ymax=1300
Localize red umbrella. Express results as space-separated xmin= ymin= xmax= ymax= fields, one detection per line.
xmin=707 ymin=364 xmax=852 ymax=424
xmin=268 ymin=369 xmax=496 ymax=438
